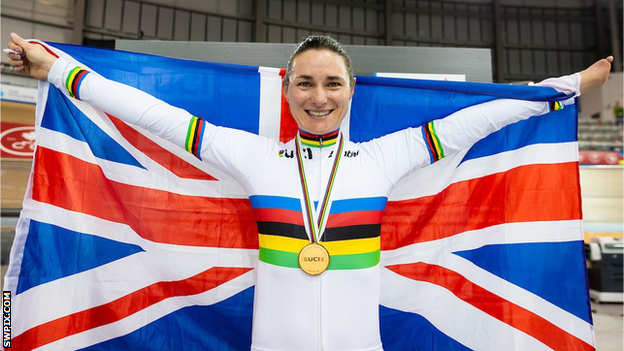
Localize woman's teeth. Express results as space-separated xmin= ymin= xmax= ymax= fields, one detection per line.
xmin=308 ymin=110 xmax=331 ymax=117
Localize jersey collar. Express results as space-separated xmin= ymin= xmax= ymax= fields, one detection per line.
xmin=298 ymin=129 xmax=340 ymax=148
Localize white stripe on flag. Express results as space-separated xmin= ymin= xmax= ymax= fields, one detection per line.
xmin=381 ymin=270 xmax=552 ymax=351
xmin=33 ymin=271 xmax=256 ymax=351
xmin=258 ymin=66 xmax=282 ymax=141
xmin=381 ymin=220 xmax=584 ymax=265
xmin=340 ymin=100 xmax=352 ymax=141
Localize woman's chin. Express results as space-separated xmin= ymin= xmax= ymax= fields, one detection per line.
xmin=302 ymin=122 xmax=340 ymax=135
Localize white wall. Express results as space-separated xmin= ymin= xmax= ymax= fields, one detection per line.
xmin=580 ymin=166 xmax=624 ymax=224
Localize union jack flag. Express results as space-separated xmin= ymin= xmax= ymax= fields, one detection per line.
xmin=3 ymin=42 xmax=594 ymax=350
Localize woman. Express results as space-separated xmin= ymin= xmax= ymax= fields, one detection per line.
xmin=6 ymin=33 xmax=612 ymax=351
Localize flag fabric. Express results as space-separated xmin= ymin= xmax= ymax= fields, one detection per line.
xmin=3 ymin=42 xmax=595 ymax=351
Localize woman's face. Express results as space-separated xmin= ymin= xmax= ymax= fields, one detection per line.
xmin=283 ymin=49 xmax=355 ymax=135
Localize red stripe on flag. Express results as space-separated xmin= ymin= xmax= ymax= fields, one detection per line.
xmin=253 ymin=208 xmax=304 ymax=226
xmin=108 ymin=114 xmax=218 ymax=180
xmin=32 ymin=146 xmax=258 ymax=248
xmin=387 ymin=263 xmax=594 ymax=351
xmin=381 ymin=162 xmax=582 ymax=250
xmin=278 ymin=69 xmax=298 ymax=143
xmin=29 ymin=41 xmax=59 ymax=58
xmin=12 ymin=266 xmax=252 ymax=351
xmin=325 ymin=210 xmax=384 ymax=228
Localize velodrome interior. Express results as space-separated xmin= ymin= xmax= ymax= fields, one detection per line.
xmin=1 ymin=0 xmax=622 ymax=350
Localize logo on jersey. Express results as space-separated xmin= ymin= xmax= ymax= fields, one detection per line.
xmin=343 ymin=150 xmax=359 ymax=158
xmin=278 ymin=149 xmax=294 ymax=158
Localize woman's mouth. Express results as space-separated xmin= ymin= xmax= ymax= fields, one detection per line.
xmin=307 ymin=110 xmax=332 ymax=117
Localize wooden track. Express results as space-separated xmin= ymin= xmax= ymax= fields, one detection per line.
xmin=1 ymin=159 xmax=32 ymax=209
xmin=1 ymin=100 xmax=36 ymax=124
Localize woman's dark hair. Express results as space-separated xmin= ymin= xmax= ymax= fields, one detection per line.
xmin=284 ymin=35 xmax=354 ymax=86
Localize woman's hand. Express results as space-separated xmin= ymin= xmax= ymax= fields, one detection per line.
xmin=579 ymin=56 xmax=613 ymax=95
xmin=6 ymin=32 xmax=57 ymax=80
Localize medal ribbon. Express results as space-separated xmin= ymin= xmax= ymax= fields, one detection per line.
xmin=295 ymin=132 xmax=344 ymax=243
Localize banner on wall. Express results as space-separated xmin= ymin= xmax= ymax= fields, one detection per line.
xmin=1 ymin=83 xmax=38 ymax=104
xmin=578 ymin=150 xmax=624 ymax=165
xmin=0 ymin=121 xmax=36 ymax=159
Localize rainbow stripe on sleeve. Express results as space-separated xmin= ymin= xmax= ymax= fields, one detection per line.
xmin=549 ymin=101 xmax=564 ymax=111
xmin=422 ymin=121 xmax=445 ymax=164
xmin=65 ymin=67 xmax=90 ymax=100
xmin=185 ymin=116 xmax=206 ymax=160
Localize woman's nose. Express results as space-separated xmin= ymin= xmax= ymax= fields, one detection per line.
xmin=310 ymin=86 xmax=327 ymax=105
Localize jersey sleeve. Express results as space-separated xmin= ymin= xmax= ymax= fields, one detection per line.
xmin=47 ymin=57 xmax=274 ymax=184
xmin=365 ymin=85 xmax=575 ymax=185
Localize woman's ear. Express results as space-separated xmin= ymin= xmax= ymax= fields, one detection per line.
xmin=283 ymin=81 xmax=290 ymax=103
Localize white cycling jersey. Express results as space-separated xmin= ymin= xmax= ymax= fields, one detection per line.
xmin=48 ymin=57 xmax=578 ymax=351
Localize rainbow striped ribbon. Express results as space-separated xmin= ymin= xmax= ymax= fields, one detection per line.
xmin=295 ymin=132 xmax=344 ymax=243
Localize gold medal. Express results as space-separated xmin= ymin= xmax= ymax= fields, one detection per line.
xmin=298 ymin=242 xmax=330 ymax=275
